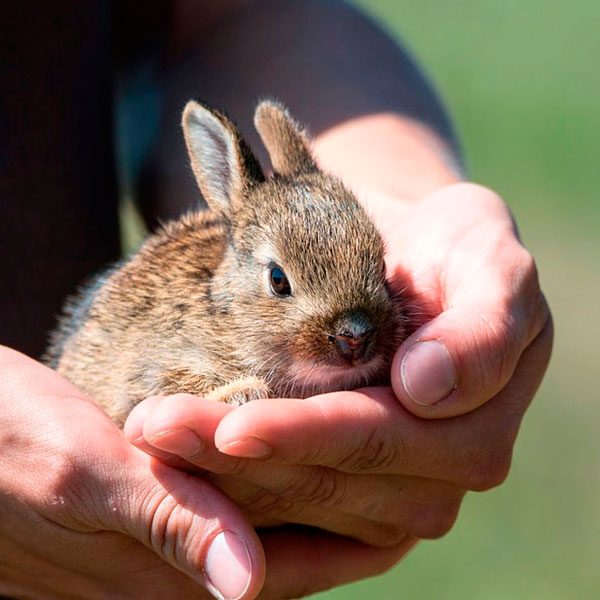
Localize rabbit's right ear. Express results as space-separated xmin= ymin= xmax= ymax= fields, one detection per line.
xmin=182 ymin=101 xmax=264 ymax=216
xmin=254 ymin=100 xmax=317 ymax=176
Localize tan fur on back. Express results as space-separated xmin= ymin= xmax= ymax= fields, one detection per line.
xmin=51 ymin=212 xmax=231 ymax=425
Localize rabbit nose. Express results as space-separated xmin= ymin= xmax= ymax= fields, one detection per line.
xmin=330 ymin=312 xmax=375 ymax=364
xmin=333 ymin=332 xmax=372 ymax=362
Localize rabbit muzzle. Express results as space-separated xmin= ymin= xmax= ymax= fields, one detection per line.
xmin=329 ymin=310 xmax=375 ymax=365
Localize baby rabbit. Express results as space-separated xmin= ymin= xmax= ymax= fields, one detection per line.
xmin=46 ymin=100 xmax=406 ymax=425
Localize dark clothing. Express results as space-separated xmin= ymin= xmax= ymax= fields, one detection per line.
xmin=0 ymin=2 xmax=459 ymax=358
xmin=0 ymin=2 xmax=168 ymax=357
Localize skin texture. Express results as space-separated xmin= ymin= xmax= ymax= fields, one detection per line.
xmin=0 ymin=1 xmax=552 ymax=598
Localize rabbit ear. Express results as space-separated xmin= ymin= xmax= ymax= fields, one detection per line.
xmin=254 ymin=100 xmax=317 ymax=176
xmin=182 ymin=101 xmax=264 ymax=216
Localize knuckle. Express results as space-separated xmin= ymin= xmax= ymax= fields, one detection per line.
xmin=472 ymin=310 xmax=520 ymax=391
xmin=163 ymin=392 xmax=196 ymax=404
xmin=365 ymin=523 xmax=408 ymax=548
xmin=368 ymin=556 xmax=405 ymax=578
xmin=465 ymin=440 xmax=513 ymax=491
xmin=219 ymin=455 xmax=251 ymax=477
xmin=337 ymin=428 xmax=401 ymax=473
xmin=512 ymin=246 xmax=551 ymax=340
xmin=528 ymin=286 xmax=552 ymax=340
xmin=514 ymin=244 xmax=537 ymax=279
xmin=233 ymin=467 xmax=350 ymax=520
xmin=516 ymin=248 xmax=540 ymax=299
xmin=468 ymin=243 xmax=549 ymax=397
xmin=291 ymin=467 xmax=346 ymax=507
xmin=407 ymin=499 xmax=461 ymax=539
xmin=243 ymin=488 xmax=300 ymax=521
xmin=142 ymin=483 xmax=207 ymax=562
xmin=144 ymin=487 xmax=177 ymax=557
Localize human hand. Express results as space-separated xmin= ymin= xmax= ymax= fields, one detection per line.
xmin=125 ymin=182 xmax=552 ymax=553
xmin=0 ymin=346 xmax=269 ymax=599
xmin=2 ymin=347 xmax=411 ymax=599
xmin=364 ymin=182 xmax=553 ymax=419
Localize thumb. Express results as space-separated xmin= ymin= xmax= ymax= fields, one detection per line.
xmin=0 ymin=347 xmax=265 ymax=599
xmin=391 ymin=267 xmax=550 ymax=418
xmin=96 ymin=450 xmax=266 ymax=600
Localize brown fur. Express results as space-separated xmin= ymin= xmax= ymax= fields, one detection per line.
xmin=46 ymin=100 xmax=407 ymax=426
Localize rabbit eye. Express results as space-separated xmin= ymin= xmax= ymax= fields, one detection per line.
xmin=268 ymin=264 xmax=292 ymax=297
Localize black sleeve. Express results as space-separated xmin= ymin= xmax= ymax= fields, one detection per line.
xmin=0 ymin=2 xmax=120 ymax=357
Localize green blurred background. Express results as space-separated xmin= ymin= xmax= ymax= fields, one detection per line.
xmin=317 ymin=1 xmax=600 ymax=599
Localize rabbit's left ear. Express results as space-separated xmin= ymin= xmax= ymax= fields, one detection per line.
xmin=182 ymin=101 xmax=264 ymax=217
xmin=254 ymin=100 xmax=317 ymax=176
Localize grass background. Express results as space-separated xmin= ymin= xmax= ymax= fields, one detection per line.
xmin=316 ymin=1 xmax=600 ymax=599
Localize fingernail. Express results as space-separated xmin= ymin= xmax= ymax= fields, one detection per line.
xmin=148 ymin=428 xmax=204 ymax=457
xmin=204 ymin=531 xmax=253 ymax=600
xmin=129 ymin=435 xmax=146 ymax=447
xmin=217 ymin=436 xmax=271 ymax=459
xmin=401 ymin=341 xmax=456 ymax=406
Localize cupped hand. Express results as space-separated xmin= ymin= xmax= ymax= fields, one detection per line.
xmin=0 ymin=346 xmax=266 ymax=599
xmin=366 ymin=182 xmax=553 ymax=419
xmin=1 ymin=347 xmax=413 ymax=599
xmin=125 ymin=182 xmax=552 ymax=559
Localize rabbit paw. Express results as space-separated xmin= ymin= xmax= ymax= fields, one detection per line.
xmin=206 ymin=377 xmax=270 ymax=406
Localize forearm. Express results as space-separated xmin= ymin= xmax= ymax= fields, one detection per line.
xmin=139 ymin=0 xmax=462 ymax=219
xmin=313 ymin=113 xmax=462 ymax=204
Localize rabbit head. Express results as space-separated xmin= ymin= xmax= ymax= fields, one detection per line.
xmin=182 ymin=100 xmax=404 ymax=398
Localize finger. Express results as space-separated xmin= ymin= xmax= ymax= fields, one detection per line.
xmin=130 ymin=395 xmax=464 ymax=542
xmin=124 ymin=394 xmax=220 ymax=470
xmin=43 ymin=444 xmax=266 ymax=600
xmin=133 ymin=393 xmax=408 ymax=520
xmin=214 ymin=321 xmax=552 ymax=490
xmin=124 ymin=396 xmax=183 ymax=464
xmin=213 ymin=389 xmax=473 ymax=481
xmin=125 ymin=393 xmax=238 ymax=471
xmin=208 ymin=464 xmax=464 ymax=543
xmin=137 ymin=453 xmax=411 ymax=547
xmin=128 ymin=395 xmax=433 ymax=535
xmin=392 ymin=223 xmax=550 ymax=418
xmin=124 ymin=394 xmax=164 ymax=440
xmin=259 ymin=527 xmax=417 ymax=599
xmin=0 ymin=349 xmax=266 ymax=600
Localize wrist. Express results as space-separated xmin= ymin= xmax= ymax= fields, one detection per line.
xmin=313 ymin=112 xmax=463 ymax=203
